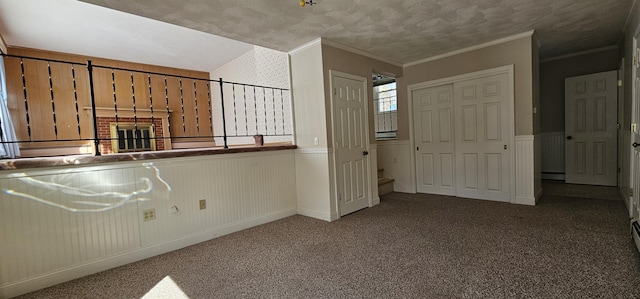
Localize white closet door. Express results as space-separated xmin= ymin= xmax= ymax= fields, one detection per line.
xmin=454 ymin=73 xmax=511 ymax=202
xmin=413 ymin=84 xmax=456 ymax=195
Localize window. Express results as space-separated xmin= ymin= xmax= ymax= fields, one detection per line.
xmin=373 ymin=73 xmax=397 ymax=140
xmin=375 ymin=82 xmax=397 ymax=113
xmin=110 ymin=123 xmax=156 ymax=153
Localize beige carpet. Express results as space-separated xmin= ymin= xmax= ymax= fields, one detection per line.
xmin=16 ymin=192 xmax=640 ymax=298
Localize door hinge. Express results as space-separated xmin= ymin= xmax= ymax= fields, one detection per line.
xmin=632 ymin=123 xmax=638 ymax=133
xmin=416 ymin=146 xmax=419 ymax=151
xmin=630 ymin=188 xmax=634 ymax=197
xmin=333 ymin=88 xmax=337 ymax=95
xmin=618 ymin=167 xmax=621 ymax=173
xmin=634 ymin=56 xmax=638 ymax=67
xmin=618 ymin=79 xmax=623 ymax=87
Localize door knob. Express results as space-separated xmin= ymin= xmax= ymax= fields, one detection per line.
xmin=363 ymin=151 xmax=369 ymax=156
xmin=566 ymin=136 xmax=573 ymax=140
xmin=633 ymin=142 xmax=639 ymax=148
xmin=504 ymin=145 xmax=507 ymax=150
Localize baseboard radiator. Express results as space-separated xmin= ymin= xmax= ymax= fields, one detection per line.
xmin=540 ymin=131 xmax=565 ymax=180
xmin=633 ymin=220 xmax=640 ymax=253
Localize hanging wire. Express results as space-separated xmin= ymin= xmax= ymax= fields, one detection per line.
xmin=71 ymin=65 xmax=81 ymax=139
xmin=232 ymin=84 xmax=238 ymax=135
xmin=19 ymin=59 xmax=32 ymax=141
xmin=147 ymin=74 xmax=155 ymax=136
xmin=47 ymin=62 xmax=59 ymax=140
xmin=206 ymin=81 xmax=213 ymax=137
xmin=111 ymin=69 xmax=119 ymax=138
xmin=243 ymin=85 xmax=248 ymax=135
xmin=179 ymin=78 xmax=186 ymax=137
xmin=193 ymin=80 xmax=200 ymax=136
xmin=163 ymin=76 xmax=171 ymax=137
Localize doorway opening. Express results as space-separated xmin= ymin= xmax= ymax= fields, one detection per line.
xmin=373 ymin=73 xmax=397 ymax=140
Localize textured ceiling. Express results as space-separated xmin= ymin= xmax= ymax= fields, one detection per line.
xmin=79 ymin=0 xmax=634 ymax=64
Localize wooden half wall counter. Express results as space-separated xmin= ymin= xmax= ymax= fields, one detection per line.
xmin=3 ymin=47 xmax=212 ymax=157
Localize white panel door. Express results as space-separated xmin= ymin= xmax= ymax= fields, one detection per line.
xmin=332 ymin=73 xmax=370 ymax=216
xmin=565 ymin=71 xmax=617 ymax=186
xmin=413 ymin=84 xmax=456 ymax=195
xmin=454 ymin=74 xmax=511 ymax=202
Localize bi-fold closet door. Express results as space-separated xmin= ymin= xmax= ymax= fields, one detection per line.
xmin=413 ymin=72 xmax=512 ymax=202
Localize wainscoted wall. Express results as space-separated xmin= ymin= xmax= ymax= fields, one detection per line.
xmin=515 ymin=135 xmax=536 ymax=205
xmin=540 ymin=131 xmax=565 ymax=176
xmin=369 ymin=144 xmax=380 ymax=206
xmin=377 ymin=140 xmax=413 ymax=193
xmin=295 ymin=148 xmax=333 ymax=221
xmin=0 ymin=150 xmax=297 ymax=298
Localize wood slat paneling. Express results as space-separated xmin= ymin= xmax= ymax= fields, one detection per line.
xmin=4 ymin=47 xmax=210 ymax=150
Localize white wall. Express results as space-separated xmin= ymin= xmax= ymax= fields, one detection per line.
xmin=289 ymin=41 xmax=335 ymax=220
xmin=210 ymin=46 xmax=292 ymax=145
xmin=377 ymin=140 xmax=413 ymax=193
xmin=0 ymin=150 xmax=297 ymax=298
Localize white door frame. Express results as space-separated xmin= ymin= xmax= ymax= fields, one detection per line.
xmin=407 ymin=65 xmax=516 ymax=202
xmin=328 ymin=70 xmax=372 ymax=219
xmin=631 ymin=29 xmax=640 ymax=219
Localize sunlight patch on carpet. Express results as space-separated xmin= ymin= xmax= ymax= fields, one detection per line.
xmin=142 ymin=276 xmax=189 ymax=299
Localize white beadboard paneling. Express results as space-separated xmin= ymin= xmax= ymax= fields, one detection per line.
xmin=369 ymin=144 xmax=380 ymax=206
xmin=0 ymin=150 xmax=297 ymax=298
xmin=540 ymin=131 xmax=565 ymax=174
xmin=515 ymin=135 xmax=536 ymax=205
xmin=0 ymin=167 xmax=142 ymax=287
xmin=295 ymin=148 xmax=333 ymax=221
xmin=377 ymin=140 xmax=413 ymax=193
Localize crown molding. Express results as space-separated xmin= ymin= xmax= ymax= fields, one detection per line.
xmin=539 ymin=45 xmax=619 ymax=63
xmin=288 ymin=38 xmax=322 ymax=56
xmin=404 ymin=30 xmax=536 ymax=67
xmin=532 ymin=30 xmax=542 ymax=49
xmin=320 ymin=38 xmax=403 ymax=67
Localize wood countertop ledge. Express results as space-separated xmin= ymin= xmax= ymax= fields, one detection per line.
xmin=0 ymin=145 xmax=297 ymax=171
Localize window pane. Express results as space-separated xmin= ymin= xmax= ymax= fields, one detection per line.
xmin=118 ymin=130 xmax=125 ymax=150
xmin=135 ymin=129 xmax=143 ymax=149
xmin=143 ymin=129 xmax=151 ymax=148
xmin=126 ymin=129 xmax=134 ymax=149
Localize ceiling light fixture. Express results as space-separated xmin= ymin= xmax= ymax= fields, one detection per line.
xmin=299 ymin=0 xmax=316 ymax=7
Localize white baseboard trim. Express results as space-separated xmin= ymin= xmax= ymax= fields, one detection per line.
xmin=513 ymin=196 xmax=536 ymax=206
xmin=0 ymin=208 xmax=297 ymax=298
xmin=297 ymin=207 xmax=332 ymax=222
xmin=372 ymin=196 xmax=381 ymax=206
xmin=541 ymin=173 xmax=565 ymax=180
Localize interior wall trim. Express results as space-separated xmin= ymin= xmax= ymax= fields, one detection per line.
xmin=0 ymin=208 xmax=296 ymax=298
xmin=288 ymin=38 xmax=321 ymax=56
xmin=320 ymin=38 xmax=403 ymax=67
xmin=404 ymin=30 xmax=534 ymax=67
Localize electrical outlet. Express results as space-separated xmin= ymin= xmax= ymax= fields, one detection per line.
xmin=199 ymin=199 xmax=206 ymax=210
xmin=143 ymin=208 xmax=156 ymax=222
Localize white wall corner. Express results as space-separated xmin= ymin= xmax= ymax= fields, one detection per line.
xmin=288 ymin=38 xmax=322 ymax=56
xmin=377 ymin=140 xmax=413 ymax=193
xmin=514 ymin=135 xmax=536 ymax=206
